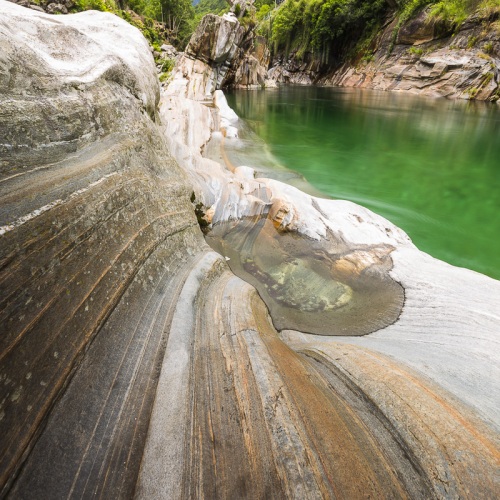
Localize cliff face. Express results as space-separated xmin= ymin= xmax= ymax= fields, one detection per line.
xmin=268 ymin=7 xmax=500 ymax=101
xmin=1 ymin=4 xmax=500 ymax=499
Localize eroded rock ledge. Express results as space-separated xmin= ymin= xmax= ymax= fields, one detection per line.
xmin=269 ymin=7 xmax=500 ymax=101
xmin=1 ymin=4 xmax=499 ymax=499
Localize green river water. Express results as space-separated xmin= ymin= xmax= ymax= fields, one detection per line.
xmin=226 ymin=87 xmax=500 ymax=281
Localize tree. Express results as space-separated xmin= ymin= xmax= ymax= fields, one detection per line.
xmin=161 ymin=0 xmax=195 ymax=43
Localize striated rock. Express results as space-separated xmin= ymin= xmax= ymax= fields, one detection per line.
xmin=186 ymin=13 xmax=244 ymax=64
xmin=159 ymin=70 xmax=500 ymax=497
xmin=0 ymin=3 xmax=204 ymax=497
xmin=46 ymin=2 xmax=67 ymax=14
xmin=234 ymin=54 xmax=266 ymax=88
xmin=166 ymin=13 xmax=249 ymax=99
xmin=1 ymin=2 xmax=499 ymax=499
xmin=329 ymin=13 xmax=500 ymax=101
xmin=328 ymin=43 xmax=499 ymax=101
xmin=167 ymin=13 xmax=270 ymax=96
xmin=267 ymin=10 xmax=499 ymax=101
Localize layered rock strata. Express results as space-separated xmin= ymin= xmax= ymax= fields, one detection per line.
xmin=268 ymin=7 xmax=500 ymax=101
xmin=159 ymin=40 xmax=500 ymax=498
xmin=1 ymin=4 xmax=499 ymax=499
xmin=167 ymin=13 xmax=270 ymax=99
xmin=0 ymin=3 xmax=204 ymax=497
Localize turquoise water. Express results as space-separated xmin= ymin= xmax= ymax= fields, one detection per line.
xmin=226 ymin=87 xmax=500 ymax=281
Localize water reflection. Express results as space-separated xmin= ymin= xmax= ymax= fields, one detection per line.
xmin=206 ymin=217 xmax=404 ymax=336
xmin=226 ymin=87 xmax=500 ymax=280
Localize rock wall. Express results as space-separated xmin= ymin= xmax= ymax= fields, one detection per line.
xmin=166 ymin=13 xmax=271 ymax=99
xmin=0 ymin=3 xmax=205 ymax=497
xmin=268 ymin=7 xmax=500 ymax=101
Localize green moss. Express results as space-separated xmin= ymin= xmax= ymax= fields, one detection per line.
xmin=467 ymin=35 xmax=478 ymax=48
xmin=483 ymin=41 xmax=494 ymax=53
xmin=409 ymin=46 xmax=424 ymax=56
xmin=482 ymin=71 xmax=494 ymax=85
xmin=467 ymin=87 xmax=479 ymax=98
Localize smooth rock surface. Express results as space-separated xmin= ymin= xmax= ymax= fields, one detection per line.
xmin=158 ymin=46 xmax=500 ymax=497
xmin=1 ymin=3 xmax=499 ymax=499
xmin=0 ymin=3 xmax=204 ymax=497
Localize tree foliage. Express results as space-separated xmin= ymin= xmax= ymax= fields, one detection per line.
xmin=268 ymin=0 xmax=388 ymax=63
xmin=265 ymin=0 xmax=500 ymax=66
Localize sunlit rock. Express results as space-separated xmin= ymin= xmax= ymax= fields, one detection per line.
xmin=166 ymin=13 xmax=247 ymax=100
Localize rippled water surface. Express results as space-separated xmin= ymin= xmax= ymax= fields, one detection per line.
xmin=226 ymin=87 xmax=500 ymax=280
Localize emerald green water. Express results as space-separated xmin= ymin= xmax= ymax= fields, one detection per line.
xmin=226 ymin=87 xmax=500 ymax=281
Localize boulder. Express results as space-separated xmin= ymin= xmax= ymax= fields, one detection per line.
xmin=166 ymin=13 xmax=257 ymax=99
xmin=186 ymin=13 xmax=245 ymax=65
xmin=234 ymin=54 xmax=266 ymax=87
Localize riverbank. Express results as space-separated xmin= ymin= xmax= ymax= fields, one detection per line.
xmin=159 ymin=58 xmax=500 ymax=492
xmin=265 ymin=4 xmax=500 ymax=102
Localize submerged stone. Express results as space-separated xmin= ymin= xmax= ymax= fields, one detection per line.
xmin=206 ymin=217 xmax=404 ymax=336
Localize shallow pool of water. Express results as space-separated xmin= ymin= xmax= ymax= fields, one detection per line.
xmin=206 ymin=217 xmax=404 ymax=335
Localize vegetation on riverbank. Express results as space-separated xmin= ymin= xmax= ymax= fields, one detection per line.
xmin=70 ymin=0 xmax=194 ymax=47
xmin=260 ymin=0 xmax=500 ymax=64
xmin=60 ymin=0 xmax=500 ymax=64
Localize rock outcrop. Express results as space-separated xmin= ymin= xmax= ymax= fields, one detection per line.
xmin=326 ymin=8 xmax=500 ymax=101
xmin=0 ymin=3 xmax=204 ymax=497
xmin=159 ymin=34 xmax=500 ymax=497
xmin=6 ymin=0 xmax=74 ymax=13
xmin=1 ymin=3 xmax=499 ymax=499
xmin=167 ymin=13 xmax=270 ymax=98
xmin=268 ymin=7 xmax=500 ymax=101
xmin=166 ymin=13 xmax=249 ymax=99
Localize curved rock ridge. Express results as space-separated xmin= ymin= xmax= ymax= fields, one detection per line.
xmin=137 ymin=250 xmax=499 ymax=499
xmin=0 ymin=3 xmax=204 ymax=497
xmin=1 ymin=4 xmax=499 ymax=499
xmin=159 ymin=45 xmax=500 ymax=496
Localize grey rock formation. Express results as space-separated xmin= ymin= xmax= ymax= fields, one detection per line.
xmin=267 ymin=8 xmax=500 ymax=101
xmin=0 ymin=3 xmax=204 ymax=497
xmin=167 ymin=13 xmax=250 ymax=99
xmin=327 ymin=14 xmax=500 ymax=101
xmin=167 ymin=13 xmax=270 ymax=97
xmin=234 ymin=54 xmax=266 ymax=87
xmin=160 ymin=59 xmax=500 ymax=499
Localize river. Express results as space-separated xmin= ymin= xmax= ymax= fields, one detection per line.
xmin=225 ymin=86 xmax=500 ymax=281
